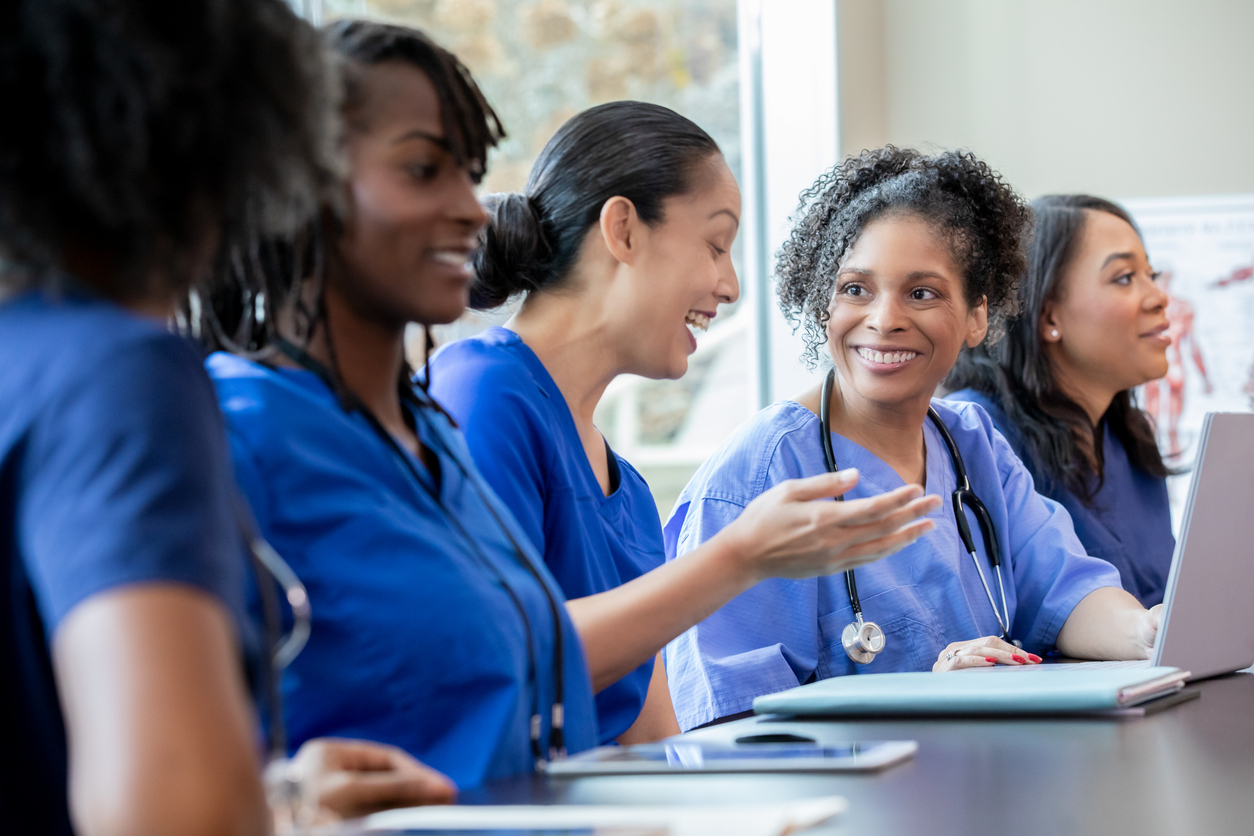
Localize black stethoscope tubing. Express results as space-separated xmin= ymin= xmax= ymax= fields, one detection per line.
xmin=276 ymin=339 xmax=567 ymax=764
xmin=818 ymin=368 xmax=1014 ymax=649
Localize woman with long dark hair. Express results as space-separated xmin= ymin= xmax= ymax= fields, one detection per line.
xmin=946 ymin=195 xmax=1174 ymax=607
xmin=428 ymin=102 xmax=940 ymax=743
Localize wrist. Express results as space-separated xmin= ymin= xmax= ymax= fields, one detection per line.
xmin=707 ymin=521 xmax=764 ymax=590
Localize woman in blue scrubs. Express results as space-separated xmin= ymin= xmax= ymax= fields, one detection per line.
xmin=945 ymin=196 xmax=1175 ymax=607
xmin=663 ymin=148 xmax=1164 ymax=731
xmin=428 ymin=103 xmax=939 ymax=744
xmin=200 ymin=21 xmax=599 ymax=788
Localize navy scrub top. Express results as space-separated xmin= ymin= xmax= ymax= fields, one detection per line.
xmin=2 ymin=289 xmax=255 ymax=836
xmin=427 ymin=327 xmax=667 ymax=743
xmin=946 ymin=388 xmax=1175 ymax=607
xmin=208 ymin=351 xmax=598 ymax=788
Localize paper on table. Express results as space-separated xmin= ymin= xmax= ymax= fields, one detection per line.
xmin=363 ymin=796 xmax=847 ymax=836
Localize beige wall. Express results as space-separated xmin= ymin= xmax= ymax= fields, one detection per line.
xmin=838 ymin=0 xmax=1254 ymax=199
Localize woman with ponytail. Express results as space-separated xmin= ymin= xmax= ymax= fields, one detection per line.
xmin=945 ymin=195 xmax=1175 ymax=608
xmin=428 ymin=104 xmax=939 ymax=743
xmin=661 ymin=148 xmax=1164 ymax=731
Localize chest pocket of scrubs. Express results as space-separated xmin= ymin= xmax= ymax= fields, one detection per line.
xmin=817 ymin=585 xmax=949 ymax=675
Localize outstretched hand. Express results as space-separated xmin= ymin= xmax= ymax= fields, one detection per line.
xmin=721 ymin=468 xmax=941 ymax=583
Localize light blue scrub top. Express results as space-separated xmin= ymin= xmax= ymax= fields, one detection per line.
xmin=428 ymin=327 xmax=666 ymax=743
xmin=663 ymin=398 xmax=1121 ymax=731
xmin=207 ymin=352 xmax=598 ymax=788
xmin=947 ymin=388 xmax=1175 ymax=607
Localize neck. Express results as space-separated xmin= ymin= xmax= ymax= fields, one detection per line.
xmin=295 ymin=283 xmax=408 ymax=431
xmin=1048 ymin=354 xmax=1116 ymax=427
xmin=828 ymin=377 xmax=931 ymax=485
xmin=507 ymin=289 xmax=623 ymax=430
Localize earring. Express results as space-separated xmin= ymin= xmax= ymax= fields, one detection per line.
xmin=1050 ymin=329 xmax=1059 ymax=339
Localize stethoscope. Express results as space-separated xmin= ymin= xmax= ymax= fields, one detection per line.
xmin=818 ymin=368 xmax=1016 ymax=664
xmin=275 ymin=338 xmax=567 ymax=767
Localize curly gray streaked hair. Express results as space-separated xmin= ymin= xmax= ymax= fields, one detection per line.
xmin=776 ymin=146 xmax=1032 ymax=368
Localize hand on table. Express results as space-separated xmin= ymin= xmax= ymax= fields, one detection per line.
xmin=270 ymin=737 xmax=456 ymax=830
xmin=933 ymin=635 xmax=1043 ymax=672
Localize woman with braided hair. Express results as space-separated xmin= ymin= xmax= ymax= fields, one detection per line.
xmin=663 ymin=147 xmax=1163 ymax=731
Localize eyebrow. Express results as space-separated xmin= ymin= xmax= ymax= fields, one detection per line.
xmin=392 ymin=129 xmax=450 ymax=150
xmin=709 ymin=208 xmax=740 ymax=227
xmin=1101 ymin=252 xmax=1136 ymax=269
xmin=837 ymin=268 xmax=952 ymax=282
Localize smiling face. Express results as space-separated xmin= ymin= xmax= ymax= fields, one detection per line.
xmin=330 ymin=61 xmax=487 ymax=329
xmin=611 ymin=154 xmax=742 ymax=379
xmin=1041 ymin=209 xmax=1170 ymax=395
xmin=826 ymin=213 xmax=988 ymax=412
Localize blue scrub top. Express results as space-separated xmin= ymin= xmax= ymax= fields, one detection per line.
xmin=662 ymin=398 xmax=1121 ymax=731
xmin=2 ymin=289 xmax=254 ymax=836
xmin=946 ymin=388 xmax=1175 ymax=607
xmin=208 ymin=352 xmax=598 ymax=788
xmin=428 ymin=327 xmax=666 ymax=743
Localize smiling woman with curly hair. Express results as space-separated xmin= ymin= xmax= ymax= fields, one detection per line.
xmin=663 ymin=147 xmax=1165 ymax=731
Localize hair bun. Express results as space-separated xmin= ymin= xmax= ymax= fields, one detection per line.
xmin=471 ymin=192 xmax=552 ymax=309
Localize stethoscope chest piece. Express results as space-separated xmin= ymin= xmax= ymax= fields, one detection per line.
xmin=842 ymin=617 xmax=886 ymax=664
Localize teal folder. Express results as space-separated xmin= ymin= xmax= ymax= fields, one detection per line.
xmin=752 ymin=667 xmax=1187 ymax=716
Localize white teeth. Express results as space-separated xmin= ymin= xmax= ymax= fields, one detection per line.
xmin=856 ymin=347 xmax=918 ymax=365
xmin=431 ymin=250 xmax=470 ymax=267
xmin=685 ymin=311 xmax=710 ymax=332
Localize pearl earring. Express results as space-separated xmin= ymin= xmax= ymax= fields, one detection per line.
xmin=1050 ymin=329 xmax=1059 ymax=339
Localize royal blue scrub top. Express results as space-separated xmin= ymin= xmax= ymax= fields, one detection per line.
xmin=428 ymin=327 xmax=667 ymax=743
xmin=662 ymin=398 xmax=1121 ymax=731
xmin=2 ymin=289 xmax=255 ymax=836
xmin=208 ymin=352 xmax=598 ymax=788
xmin=946 ymin=388 xmax=1175 ymax=607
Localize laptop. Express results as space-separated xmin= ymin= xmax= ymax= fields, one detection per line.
xmin=1020 ymin=412 xmax=1254 ymax=681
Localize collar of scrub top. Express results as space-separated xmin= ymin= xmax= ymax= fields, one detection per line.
xmin=273 ymin=337 xmax=568 ymax=764
xmin=818 ymin=368 xmax=1015 ymax=644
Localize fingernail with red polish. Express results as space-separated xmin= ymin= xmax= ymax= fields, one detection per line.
xmin=1012 ymin=655 xmax=1026 ymax=663
xmin=1027 ymin=654 xmax=1043 ymax=663
xmin=984 ymin=657 xmax=997 ymax=663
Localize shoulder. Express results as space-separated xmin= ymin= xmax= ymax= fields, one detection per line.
xmin=930 ymin=397 xmax=1030 ymax=486
xmin=204 ymin=351 xmax=340 ymax=464
xmin=429 ymin=328 xmax=544 ymax=398
xmin=1 ymin=291 xmax=209 ymax=405
xmin=427 ymin=328 xmax=556 ymax=423
xmin=678 ymin=400 xmax=823 ymax=507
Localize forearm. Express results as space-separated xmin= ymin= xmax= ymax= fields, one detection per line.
xmin=567 ymin=532 xmax=756 ymax=692
xmin=1055 ymin=586 xmax=1150 ymax=660
xmin=615 ymin=654 xmax=681 ymax=745
xmin=55 ymin=586 xmax=271 ymax=836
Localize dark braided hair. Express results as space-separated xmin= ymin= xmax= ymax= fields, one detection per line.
xmin=776 ymin=146 xmax=1031 ymax=368
xmin=188 ymin=20 xmax=503 ymax=407
xmin=945 ymin=195 xmax=1172 ymax=502
xmin=0 ymin=0 xmax=340 ymax=297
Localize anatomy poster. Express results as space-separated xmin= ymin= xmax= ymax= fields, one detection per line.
xmin=1123 ymin=194 xmax=1254 ymax=528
